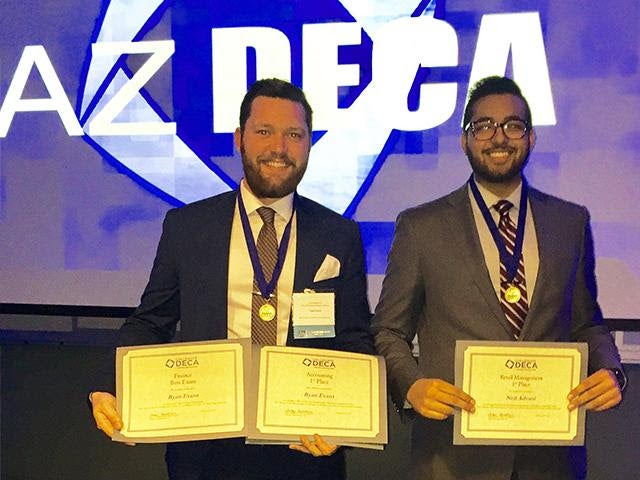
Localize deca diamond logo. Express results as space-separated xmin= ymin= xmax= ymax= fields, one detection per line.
xmin=302 ymin=357 xmax=336 ymax=368
xmin=505 ymin=359 xmax=538 ymax=370
xmin=0 ymin=0 xmax=555 ymax=215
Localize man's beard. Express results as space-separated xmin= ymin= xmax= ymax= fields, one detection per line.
xmin=241 ymin=147 xmax=307 ymax=199
xmin=465 ymin=145 xmax=530 ymax=184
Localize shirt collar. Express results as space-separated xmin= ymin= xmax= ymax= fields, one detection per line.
xmin=473 ymin=179 xmax=523 ymax=215
xmin=239 ymin=178 xmax=294 ymax=221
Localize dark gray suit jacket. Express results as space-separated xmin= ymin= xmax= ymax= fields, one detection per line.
xmin=117 ymin=190 xmax=374 ymax=479
xmin=372 ymin=184 xmax=622 ymax=480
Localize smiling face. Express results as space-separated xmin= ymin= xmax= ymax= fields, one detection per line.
xmin=235 ymin=96 xmax=311 ymax=202
xmin=461 ymin=93 xmax=535 ymax=194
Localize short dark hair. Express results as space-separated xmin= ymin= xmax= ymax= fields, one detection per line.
xmin=239 ymin=78 xmax=313 ymax=133
xmin=462 ymin=76 xmax=532 ymax=129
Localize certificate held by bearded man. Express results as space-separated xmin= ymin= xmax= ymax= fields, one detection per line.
xmin=454 ymin=341 xmax=588 ymax=446
xmin=246 ymin=346 xmax=388 ymax=449
xmin=113 ymin=339 xmax=249 ymax=443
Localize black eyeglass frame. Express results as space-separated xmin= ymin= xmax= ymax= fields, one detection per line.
xmin=464 ymin=119 xmax=530 ymax=141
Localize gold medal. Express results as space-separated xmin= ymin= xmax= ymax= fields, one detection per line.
xmin=504 ymin=285 xmax=521 ymax=304
xmin=258 ymin=303 xmax=276 ymax=321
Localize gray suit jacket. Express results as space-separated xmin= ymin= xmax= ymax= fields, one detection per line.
xmin=372 ymin=184 xmax=622 ymax=480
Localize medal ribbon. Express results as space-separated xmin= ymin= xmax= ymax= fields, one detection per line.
xmin=237 ymin=190 xmax=295 ymax=300
xmin=468 ymin=175 xmax=528 ymax=283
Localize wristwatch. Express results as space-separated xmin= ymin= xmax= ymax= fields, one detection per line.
xmin=609 ymin=368 xmax=627 ymax=392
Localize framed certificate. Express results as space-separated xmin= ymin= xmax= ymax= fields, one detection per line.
xmin=113 ymin=338 xmax=249 ymax=443
xmin=453 ymin=340 xmax=588 ymax=446
xmin=246 ymin=346 xmax=388 ymax=449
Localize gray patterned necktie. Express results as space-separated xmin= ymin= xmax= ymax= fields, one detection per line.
xmin=251 ymin=207 xmax=278 ymax=345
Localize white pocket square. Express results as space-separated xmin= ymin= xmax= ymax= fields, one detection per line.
xmin=314 ymin=254 xmax=341 ymax=282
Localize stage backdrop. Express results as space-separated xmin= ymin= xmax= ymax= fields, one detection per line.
xmin=1 ymin=0 xmax=639 ymax=319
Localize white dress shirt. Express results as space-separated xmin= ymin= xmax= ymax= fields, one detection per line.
xmin=468 ymin=179 xmax=540 ymax=302
xmin=227 ymin=179 xmax=297 ymax=345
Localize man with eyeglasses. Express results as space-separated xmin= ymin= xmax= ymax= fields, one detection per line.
xmin=372 ymin=76 xmax=625 ymax=479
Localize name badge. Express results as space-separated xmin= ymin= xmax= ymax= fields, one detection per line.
xmin=292 ymin=290 xmax=335 ymax=339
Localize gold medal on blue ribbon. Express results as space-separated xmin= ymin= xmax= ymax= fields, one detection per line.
xmin=258 ymin=303 xmax=276 ymax=321
xmin=469 ymin=176 xmax=529 ymax=297
xmin=237 ymin=191 xmax=295 ymax=312
xmin=504 ymin=285 xmax=521 ymax=304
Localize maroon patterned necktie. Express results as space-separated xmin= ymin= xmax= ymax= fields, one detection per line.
xmin=251 ymin=207 xmax=278 ymax=345
xmin=494 ymin=200 xmax=528 ymax=339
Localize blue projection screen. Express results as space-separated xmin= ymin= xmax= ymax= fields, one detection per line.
xmin=0 ymin=1 xmax=639 ymax=319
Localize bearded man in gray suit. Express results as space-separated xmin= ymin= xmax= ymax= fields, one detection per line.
xmin=372 ymin=76 xmax=625 ymax=480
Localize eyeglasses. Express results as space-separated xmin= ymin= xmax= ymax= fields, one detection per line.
xmin=464 ymin=119 xmax=529 ymax=141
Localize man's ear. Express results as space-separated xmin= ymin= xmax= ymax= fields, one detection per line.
xmin=528 ymin=128 xmax=536 ymax=150
xmin=234 ymin=127 xmax=242 ymax=152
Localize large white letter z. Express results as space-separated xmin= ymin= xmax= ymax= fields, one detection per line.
xmin=88 ymin=40 xmax=175 ymax=136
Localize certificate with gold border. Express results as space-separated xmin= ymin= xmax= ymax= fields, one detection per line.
xmin=246 ymin=346 xmax=387 ymax=449
xmin=453 ymin=341 xmax=587 ymax=446
xmin=113 ymin=339 xmax=249 ymax=443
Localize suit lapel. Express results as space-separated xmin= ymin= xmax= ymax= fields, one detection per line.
xmin=292 ymin=196 xmax=322 ymax=291
xmin=521 ymin=188 xmax=552 ymax=336
xmin=445 ymin=186 xmax=508 ymax=330
xmin=203 ymin=192 xmax=236 ymax=339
